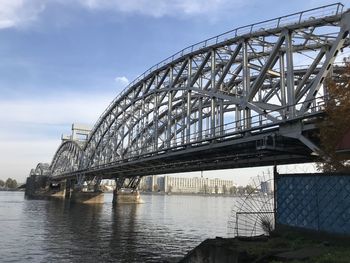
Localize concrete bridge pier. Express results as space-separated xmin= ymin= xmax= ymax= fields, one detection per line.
xmin=25 ymin=176 xmax=68 ymax=199
xmin=49 ymin=181 xmax=66 ymax=198
xmin=112 ymin=176 xmax=142 ymax=204
xmin=112 ymin=188 xmax=141 ymax=204
xmin=64 ymin=179 xmax=73 ymax=198
xmin=70 ymin=189 xmax=104 ymax=204
xmin=70 ymin=176 xmax=104 ymax=204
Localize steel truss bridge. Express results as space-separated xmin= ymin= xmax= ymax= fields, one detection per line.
xmin=31 ymin=3 xmax=350 ymax=189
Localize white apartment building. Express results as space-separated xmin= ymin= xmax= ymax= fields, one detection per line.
xmin=140 ymin=175 xmax=237 ymax=194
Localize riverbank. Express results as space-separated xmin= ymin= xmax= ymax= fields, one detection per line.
xmin=0 ymin=188 xmax=23 ymax=192
xmin=140 ymin=191 xmax=250 ymax=197
xmin=180 ymin=228 xmax=350 ymax=262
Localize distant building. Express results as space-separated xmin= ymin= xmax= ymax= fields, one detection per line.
xmin=101 ymin=179 xmax=116 ymax=187
xmin=260 ymin=181 xmax=273 ymax=194
xmin=139 ymin=176 xmax=158 ymax=192
xmin=140 ymin=175 xmax=236 ymax=194
xmin=100 ymin=179 xmax=116 ymax=192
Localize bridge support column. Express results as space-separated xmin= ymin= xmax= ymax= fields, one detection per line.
xmin=70 ymin=190 xmax=104 ymax=204
xmin=64 ymin=179 xmax=73 ymax=198
xmin=49 ymin=180 xmax=67 ymax=198
xmin=112 ymin=176 xmax=142 ymax=205
xmin=112 ymin=189 xmax=141 ymax=204
xmin=25 ymin=174 xmax=49 ymax=198
xmin=69 ymin=175 xmax=104 ymax=204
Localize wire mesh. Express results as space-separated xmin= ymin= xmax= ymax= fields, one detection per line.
xmin=228 ymin=173 xmax=275 ymax=237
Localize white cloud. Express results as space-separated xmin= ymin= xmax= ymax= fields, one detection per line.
xmin=0 ymin=0 xmax=245 ymax=30
xmin=0 ymin=0 xmax=338 ymax=31
xmin=0 ymin=0 xmax=45 ymax=29
xmin=0 ymin=94 xmax=111 ymax=130
xmin=77 ymin=0 xmax=239 ymax=18
xmin=114 ymin=76 xmax=130 ymax=87
xmin=0 ymin=91 xmax=115 ymax=181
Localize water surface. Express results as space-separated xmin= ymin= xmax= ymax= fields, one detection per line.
xmin=0 ymin=192 xmax=236 ymax=262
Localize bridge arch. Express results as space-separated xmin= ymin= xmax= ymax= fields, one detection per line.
xmin=50 ymin=140 xmax=85 ymax=177
xmin=35 ymin=163 xmax=51 ymax=176
xmin=81 ymin=4 xmax=349 ymax=170
xmin=30 ymin=163 xmax=51 ymax=176
xmin=31 ymin=4 xmax=348 ymax=179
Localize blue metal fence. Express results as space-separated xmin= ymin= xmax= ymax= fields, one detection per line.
xmin=276 ymin=173 xmax=350 ymax=235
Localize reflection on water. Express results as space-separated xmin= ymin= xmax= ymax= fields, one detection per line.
xmin=0 ymin=192 xmax=236 ymax=262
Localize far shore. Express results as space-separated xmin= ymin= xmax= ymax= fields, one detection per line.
xmin=0 ymin=188 xmax=24 ymax=192
xmin=138 ymin=191 xmax=265 ymax=197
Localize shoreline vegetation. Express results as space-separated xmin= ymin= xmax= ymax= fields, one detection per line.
xmin=0 ymin=177 xmax=20 ymax=191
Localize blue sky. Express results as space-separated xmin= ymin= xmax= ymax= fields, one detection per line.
xmin=0 ymin=0 xmax=335 ymax=182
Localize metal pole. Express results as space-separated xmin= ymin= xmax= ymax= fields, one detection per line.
xmin=187 ymin=91 xmax=191 ymax=143
xmin=186 ymin=58 xmax=192 ymax=143
xmin=279 ymin=52 xmax=286 ymax=108
xmin=211 ymin=98 xmax=216 ymax=137
xmin=198 ymin=75 xmax=203 ymax=141
xmin=285 ymin=30 xmax=295 ymax=117
xmin=235 ymin=106 xmax=240 ymax=130
xmin=219 ymin=99 xmax=224 ymax=136
xmin=211 ymin=49 xmax=216 ymax=137
xmin=243 ymin=40 xmax=251 ymax=129
xmin=154 ymin=93 xmax=158 ymax=151
xmin=273 ymin=164 xmax=278 ymax=231
xmin=167 ymin=68 xmax=173 ymax=148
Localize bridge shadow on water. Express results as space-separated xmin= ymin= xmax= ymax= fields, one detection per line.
xmin=40 ymin=199 xmax=136 ymax=262
xmin=31 ymin=197 xmax=180 ymax=263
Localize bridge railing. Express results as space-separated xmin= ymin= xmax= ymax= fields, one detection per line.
xmin=88 ymin=3 xmax=344 ymax=142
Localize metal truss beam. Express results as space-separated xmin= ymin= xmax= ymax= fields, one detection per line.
xmin=46 ymin=4 xmax=349 ymax=181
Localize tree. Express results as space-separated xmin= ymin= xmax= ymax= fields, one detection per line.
xmin=237 ymin=186 xmax=245 ymax=195
xmin=318 ymin=59 xmax=350 ymax=172
xmin=229 ymin=186 xmax=237 ymax=195
xmin=214 ymin=185 xmax=219 ymax=194
xmin=153 ymin=184 xmax=159 ymax=192
xmin=0 ymin=179 xmax=4 ymax=188
xmin=245 ymin=185 xmax=255 ymax=195
xmin=5 ymin=178 xmax=17 ymax=189
xmin=12 ymin=179 xmax=18 ymax=188
xmin=5 ymin=178 xmax=12 ymax=188
xmin=11 ymin=179 xmax=18 ymax=188
xmin=222 ymin=185 xmax=228 ymax=195
xmin=203 ymin=184 xmax=209 ymax=194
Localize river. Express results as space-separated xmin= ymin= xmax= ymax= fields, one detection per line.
xmin=0 ymin=191 xmax=237 ymax=262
